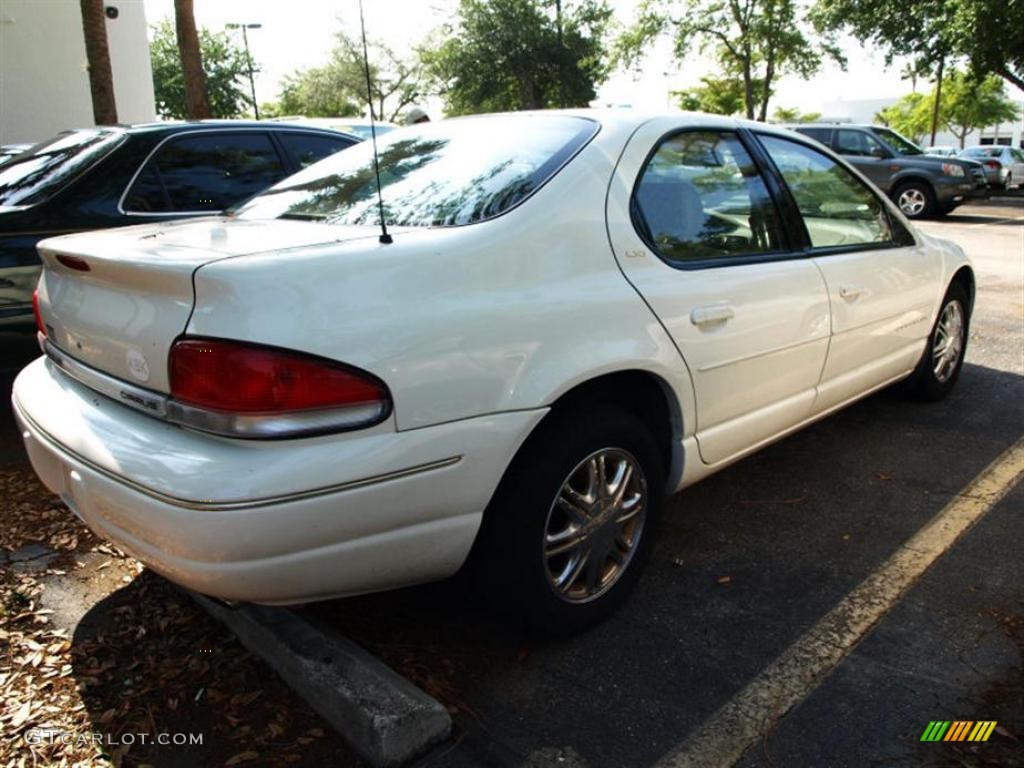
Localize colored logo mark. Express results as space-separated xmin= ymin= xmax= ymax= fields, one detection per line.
xmin=921 ymin=721 xmax=997 ymax=742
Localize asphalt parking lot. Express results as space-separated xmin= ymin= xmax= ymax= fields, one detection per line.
xmin=1 ymin=197 xmax=1021 ymax=767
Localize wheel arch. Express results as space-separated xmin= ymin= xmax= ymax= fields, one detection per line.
xmin=950 ymin=264 xmax=976 ymax=316
xmin=537 ymin=368 xmax=685 ymax=490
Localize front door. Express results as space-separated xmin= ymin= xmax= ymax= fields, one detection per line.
xmin=606 ymin=119 xmax=830 ymax=466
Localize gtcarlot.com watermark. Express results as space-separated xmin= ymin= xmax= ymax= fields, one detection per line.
xmin=25 ymin=728 xmax=203 ymax=747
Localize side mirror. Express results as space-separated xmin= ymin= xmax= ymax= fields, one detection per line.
xmin=869 ymin=147 xmax=889 ymax=159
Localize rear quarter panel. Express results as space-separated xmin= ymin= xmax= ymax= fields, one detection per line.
xmin=187 ymin=130 xmax=696 ymax=438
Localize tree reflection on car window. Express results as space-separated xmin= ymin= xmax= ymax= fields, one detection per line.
xmin=233 ymin=116 xmax=597 ymax=227
xmin=0 ymin=129 xmax=124 ymax=207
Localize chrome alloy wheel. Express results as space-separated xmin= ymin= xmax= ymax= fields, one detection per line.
xmin=897 ymin=187 xmax=927 ymax=216
xmin=542 ymin=448 xmax=647 ymax=604
xmin=932 ymin=299 xmax=965 ymax=383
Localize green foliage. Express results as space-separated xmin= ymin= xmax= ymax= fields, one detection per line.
xmin=619 ymin=0 xmax=842 ymax=121
xmin=270 ymin=32 xmax=422 ymax=122
xmin=940 ymin=71 xmax=1020 ymax=147
xmin=674 ymin=75 xmax=768 ymax=116
xmin=422 ymin=0 xmax=613 ymax=116
xmin=875 ymin=72 xmax=1019 ymax=147
xmin=149 ymin=20 xmax=252 ymax=119
xmin=770 ymin=105 xmax=822 ymax=122
xmin=875 ymin=92 xmax=932 ymax=144
xmin=812 ymin=0 xmax=1024 ymax=93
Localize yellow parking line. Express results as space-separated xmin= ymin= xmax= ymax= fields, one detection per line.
xmin=656 ymin=437 xmax=1024 ymax=768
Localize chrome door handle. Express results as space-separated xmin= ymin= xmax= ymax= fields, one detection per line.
xmin=690 ymin=304 xmax=735 ymax=326
xmin=839 ymin=284 xmax=865 ymax=300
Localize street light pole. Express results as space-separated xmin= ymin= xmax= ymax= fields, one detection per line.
xmin=226 ymin=22 xmax=261 ymax=120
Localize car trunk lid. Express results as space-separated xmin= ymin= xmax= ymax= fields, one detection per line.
xmin=36 ymin=217 xmax=384 ymax=393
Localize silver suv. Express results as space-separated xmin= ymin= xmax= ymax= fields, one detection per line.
xmin=786 ymin=124 xmax=987 ymax=219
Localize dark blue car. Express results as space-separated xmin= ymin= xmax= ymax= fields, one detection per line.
xmin=0 ymin=121 xmax=358 ymax=328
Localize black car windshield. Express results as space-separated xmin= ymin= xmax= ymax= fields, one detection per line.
xmin=234 ymin=115 xmax=598 ymax=227
xmin=0 ymin=129 xmax=124 ymax=207
xmin=872 ymin=127 xmax=924 ymax=156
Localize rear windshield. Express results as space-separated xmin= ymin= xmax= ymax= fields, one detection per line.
xmin=0 ymin=129 xmax=124 ymax=207
xmin=234 ymin=115 xmax=598 ymax=227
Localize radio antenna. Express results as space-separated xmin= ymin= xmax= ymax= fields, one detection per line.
xmin=358 ymin=0 xmax=392 ymax=244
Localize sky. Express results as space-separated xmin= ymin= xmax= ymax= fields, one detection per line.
xmin=141 ymin=0 xmax=1023 ymax=120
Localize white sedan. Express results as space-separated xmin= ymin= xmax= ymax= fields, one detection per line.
xmin=14 ymin=111 xmax=972 ymax=634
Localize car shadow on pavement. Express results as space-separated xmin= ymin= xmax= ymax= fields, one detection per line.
xmin=311 ymin=361 xmax=1024 ymax=768
xmin=67 ymin=570 xmax=362 ymax=767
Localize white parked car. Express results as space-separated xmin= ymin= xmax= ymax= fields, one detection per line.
xmin=14 ymin=111 xmax=973 ymax=634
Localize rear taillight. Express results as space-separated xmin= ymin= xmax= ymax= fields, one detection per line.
xmin=167 ymin=337 xmax=391 ymax=438
xmin=32 ymin=288 xmax=45 ymax=338
xmin=984 ymin=160 xmax=1000 ymax=169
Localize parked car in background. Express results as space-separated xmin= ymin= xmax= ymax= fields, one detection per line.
xmin=0 ymin=121 xmax=357 ymax=328
xmin=787 ymin=123 xmax=987 ymax=218
xmin=0 ymin=143 xmax=34 ymax=165
xmin=268 ymin=116 xmax=396 ymax=141
xmin=925 ymin=145 xmax=960 ymax=157
xmin=960 ymin=145 xmax=1024 ymax=189
xmin=16 ymin=111 xmax=973 ymax=634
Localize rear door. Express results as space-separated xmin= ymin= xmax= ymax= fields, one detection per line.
xmin=606 ymin=118 xmax=830 ymax=466
xmin=755 ymin=132 xmax=943 ymax=413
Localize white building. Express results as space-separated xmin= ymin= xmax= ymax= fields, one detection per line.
xmin=819 ymin=93 xmax=1024 ymax=149
xmin=0 ymin=0 xmax=155 ymax=145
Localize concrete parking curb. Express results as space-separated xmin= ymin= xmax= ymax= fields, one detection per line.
xmin=191 ymin=593 xmax=452 ymax=767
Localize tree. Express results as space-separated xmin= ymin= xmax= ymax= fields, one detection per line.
xmin=150 ymin=20 xmax=252 ymax=119
xmin=619 ymin=0 xmax=842 ymax=121
xmin=770 ymin=105 xmax=822 ymax=122
xmin=173 ymin=0 xmax=210 ymax=119
xmin=940 ymin=71 xmax=1020 ymax=148
xmin=812 ymin=0 xmax=1024 ymax=98
xmin=674 ymin=75 xmax=766 ymax=116
xmin=273 ymin=32 xmax=422 ymax=121
xmin=423 ymin=0 xmax=613 ymax=116
xmin=875 ymin=92 xmax=932 ymax=144
xmin=79 ymin=0 xmax=117 ymax=123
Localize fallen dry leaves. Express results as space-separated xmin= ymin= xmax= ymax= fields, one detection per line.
xmin=0 ymin=467 xmax=358 ymax=767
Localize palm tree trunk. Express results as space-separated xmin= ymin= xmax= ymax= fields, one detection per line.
xmin=174 ymin=0 xmax=211 ymax=118
xmin=79 ymin=0 xmax=117 ymax=124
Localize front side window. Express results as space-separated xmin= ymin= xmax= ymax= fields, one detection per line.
xmin=835 ymin=129 xmax=885 ymax=157
xmin=871 ymin=127 xmax=923 ymax=156
xmin=124 ymin=132 xmax=286 ymax=213
xmin=0 ymin=129 xmax=124 ymax=207
xmin=233 ymin=115 xmax=597 ymax=227
xmin=796 ymin=127 xmax=832 ymax=145
xmin=632 ymin=131 xmax=783 ymax=265
xmin=759 ymin=135 xmax=894 ymax=249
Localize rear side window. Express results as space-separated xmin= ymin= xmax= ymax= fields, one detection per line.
xmin=795 ymin=127 xmax=832 ymax=145
xmin=278 ymin=132 xmax=354 ymax=168
xmin=759 ymin=135 xmax=894 ymax=249
xmin=632 ymin=131 xmax=783 ymax=265
xmin=124 ymin=132 xmax=286 ymax=213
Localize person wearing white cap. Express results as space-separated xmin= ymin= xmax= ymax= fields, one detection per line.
xmin=404 ymin=107 xmax=430 ymax=125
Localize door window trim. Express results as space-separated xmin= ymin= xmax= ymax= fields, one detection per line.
xmin=748 ymin=130 xmax=917 ymax=256
xmin=118 ymin=128 xmax=289 ymax=217
xmin=628 ymin=126 xmax=802 ymax=271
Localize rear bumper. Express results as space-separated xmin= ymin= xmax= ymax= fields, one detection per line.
xmin=13 ymin=356 xmax=545 ymax=603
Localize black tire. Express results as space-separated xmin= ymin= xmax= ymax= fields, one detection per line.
xmin=906 ymin=281 xmax=970 ymax=401
xmin=473 ymin=404 xmax=665 ymax=636
xmin=892 ymin=180 xmax=936 ymax=219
